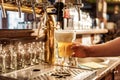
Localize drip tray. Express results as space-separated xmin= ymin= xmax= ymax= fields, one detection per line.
xmin=1 ymin=65 xmax=96 ymax=80
xmin=31 ymin=68 xmax=96 ymax=80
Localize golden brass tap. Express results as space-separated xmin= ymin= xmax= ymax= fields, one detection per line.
xmin=44 ymin=14 xmax=56 ymax=65
xmin=0 ymin=0 xmax=6 ymax=18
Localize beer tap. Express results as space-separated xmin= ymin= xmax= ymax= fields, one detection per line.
xmin=36 ymin=3 xmax=56 ymax=64
xmin=3 ymin=0 xmax=7 ymax=3
xmin=75 ymin=0 xmax=82 ymax=21
xmin=27 ymin=0 xmax=32 ymax=6
xmin=1 ymin=0 xmax=6 ymax=18
xmin=21 ymin=0 xmax=26 ymax=5
xmin=10 ymin=0 xmax=16 ymax=4
xmin=31 ymin=0 xmax=36 ymax=21
xmin=16 ymin=0 xmax=22 ymax=18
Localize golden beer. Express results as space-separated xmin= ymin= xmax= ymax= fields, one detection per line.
xmin=55 ymin=31 xmax=75 ymax=58
xmin=58 ymin=42 xmax=73 ymax=58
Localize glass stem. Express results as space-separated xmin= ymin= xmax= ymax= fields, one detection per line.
xmin=34 ymin=52 xmax=36 ymax=63
xmin=2 ymin=56 xmax=6 ymax=73
xmin=10 ymin=52 xmax=14 ymax=69
xmin=22 ymin=53 xmax=25 ymax=68
xmin=14 ymin=53 xmax=17 ymax=70
xmin=30 ymin=53 xmax=34 ymax=65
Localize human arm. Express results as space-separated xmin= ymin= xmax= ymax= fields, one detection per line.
xmin=72 ymin=37 xmax=120 ymax=57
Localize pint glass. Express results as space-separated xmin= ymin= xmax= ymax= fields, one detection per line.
xmin=55 ymin=30 xmax=76 ymax=66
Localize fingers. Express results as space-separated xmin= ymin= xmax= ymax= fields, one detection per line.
xmin=70 ymin=43 xmax=87 ymax=58
xmin=72 ymin=52 xmax=86 ymax=58
xmin=71 ymin=43 xmax=85 ymax=51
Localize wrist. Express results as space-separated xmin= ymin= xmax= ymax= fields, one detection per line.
xmin=85 ymin=45 xmax=94 ymax=57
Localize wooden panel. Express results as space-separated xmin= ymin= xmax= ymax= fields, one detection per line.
xmin=104 ymin=73 xmax=113 ymax=80
xmin=114 ymin=64 xmax=120 ymax=80
xmin=0 ymin=29 xmax=34 ymax=38
xmin=0 ymin=29 xmax=45 ymax=41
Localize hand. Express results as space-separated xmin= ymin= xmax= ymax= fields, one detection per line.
xmin=71 ymin=43 xmax=89 ymax=58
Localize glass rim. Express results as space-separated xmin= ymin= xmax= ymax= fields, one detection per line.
xmin=55 ymin=30 xmax=76 ymax=33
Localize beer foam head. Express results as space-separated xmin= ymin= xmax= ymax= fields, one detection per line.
xmin=55 ymin=30 xmax=76 ymax=42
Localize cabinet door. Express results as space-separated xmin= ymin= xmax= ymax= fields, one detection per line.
xmin=114 ymin=64 xmax=120 ymax=80
xmin=104 ymin=72 xmax=113 ymax=80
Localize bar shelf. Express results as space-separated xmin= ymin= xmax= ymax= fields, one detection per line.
xmin=0 ymin=29 xmax=45 ymax=41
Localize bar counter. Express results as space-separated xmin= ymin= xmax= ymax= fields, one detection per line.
xmin=0 ymin=57 xmax=119 ymax=80
xmin=92 ymin=57 xmax=120 ymax=80
xmin=0 ymin=29 xmax=110 ymax=80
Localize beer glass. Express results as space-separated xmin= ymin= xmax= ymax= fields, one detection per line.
xmin=55 ymin=30 xmax=76 ymax=66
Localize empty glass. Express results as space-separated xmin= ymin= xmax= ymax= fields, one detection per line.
xmin=17 ymin=42 xmax=26 ymax=68
xmin=9 ymin=43 xmax=17 ymax=70
xmin=0 ymin=44 xmax=7 ymax=73
xmin=30 ymin=42 xmax=38 ymax=65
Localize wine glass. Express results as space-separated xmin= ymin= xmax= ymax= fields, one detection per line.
xmin=37 ymin=41 xmax=45 ymax=63
xmin=27 ymin=42 xmax=34 ymax=66
xmin=32 ymin=42 xmax=38 ymax=64
xmin=23 ymin=43 xmax=31 ymax=67
xmin=0 ymin=44 xmax=7 ymax=73
xmin=35 ymin=42 xmax=42 ymax=64
xmin=55 ymin=30 xmax=76 ymax=67
xmin=17 ymin=42 xmax=26 ymax=68
xmin=9 ymin=43 xmax=17 ymax=70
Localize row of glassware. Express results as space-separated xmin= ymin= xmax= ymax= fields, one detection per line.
xmin=0 ymin=40 xmax=45 ymax=73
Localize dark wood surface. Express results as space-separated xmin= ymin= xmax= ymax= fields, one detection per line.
xmin=0 ymin=29 xmax=45 ymax=42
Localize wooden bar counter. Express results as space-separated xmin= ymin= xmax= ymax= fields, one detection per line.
xmin=0 ymin=29 xmax=112 ymax=80
xmin=0 ymin=57 xmax=120 ymax=80
xmin=92 ymin=57 xmax=120 ymax=80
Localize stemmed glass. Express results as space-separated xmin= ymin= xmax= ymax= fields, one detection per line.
xmin=27 ymin=42 xmax=41 ymax=65
xmin=39 ymin=42 xmax=45 ymax=63
xmin=9 ymin=43 xmax=17 ymax=70
xmin=34 ymin=42 xmax=41 ymax=64
xmin=17 ymin=42 xmax=26 ymax=68
xmin=23 ymin=43 xmax=30 ymax=67
xmin=0 ymin=44 xmax=7 ymax=73
xmin=32 ymin=42 xmax=38 ymax=64
xmin=55 ymin=30 xmax=76 ymax=67
xmin=27 ymin=43 xmax=34 ymax=66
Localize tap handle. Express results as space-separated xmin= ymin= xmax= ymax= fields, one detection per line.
xmin=76 ymin=0 xmax=82 ymax=4
xmin=16 ymin=0 xmax=22 ymax=18
xmin=75 ymin=0 xmax=82 ymax=21
xmin=1 ymin=0 xmax=6 ymax=18
xmin=31 ymin=0 xmax=36 ymax=21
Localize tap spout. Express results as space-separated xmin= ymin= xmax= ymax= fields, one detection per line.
xmin=1 ymin=0 xmax=6 ymax=18
xmin=16 ymin=0 xmax=22 ymax=18
xmin=75 ymin=0 xmax=82 ymax=21
xmin=31 ymin=0 xmax=36 ymax=21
